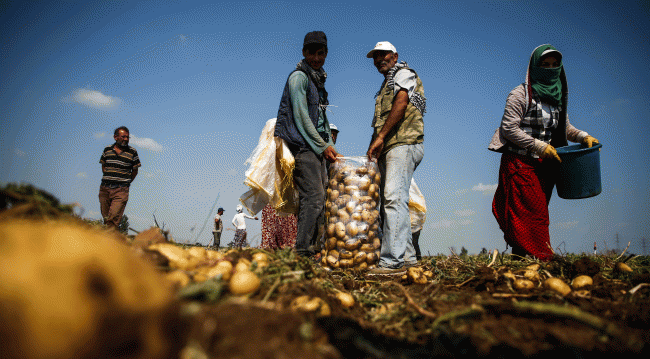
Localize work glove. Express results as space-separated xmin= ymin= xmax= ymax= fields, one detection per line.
xmin=540 ymin=144 xmax=562 ymax=162
xmin=581 ymin=135 xmax=599 ymax=148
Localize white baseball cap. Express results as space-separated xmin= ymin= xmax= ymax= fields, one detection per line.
xmin=329 ymin=123 xmax=338 ymax=132
xmin=366 ymin=41 xmax=397 ymax=58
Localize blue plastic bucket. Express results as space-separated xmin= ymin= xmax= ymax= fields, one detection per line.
xmin=555 ymin=143 xmax=602 ymax=199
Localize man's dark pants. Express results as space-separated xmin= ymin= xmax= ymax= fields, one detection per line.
xmin=292 ymin=147 xmax=328 ymax=256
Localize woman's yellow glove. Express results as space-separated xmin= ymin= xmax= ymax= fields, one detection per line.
xmin=540 ymin=144 xmax=562 ymax=162
xmin=582 ymin=135 xmax=599 ymax=148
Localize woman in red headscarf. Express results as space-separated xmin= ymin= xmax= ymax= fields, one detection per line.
xmin=488 ymin=45 xmax=599 ymax=261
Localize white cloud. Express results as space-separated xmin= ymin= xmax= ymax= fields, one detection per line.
xmin=455 ymin=209 xmax=475 ymax=217
xmin=472 ymin=183 xmax=498 ymax=192
xmin=76 ymin=172 xmax=87 ymax=178
xmin=130 ymin=134 xmax=163 ymax=152
xmin=554 ymin=220 xmax=578 ymax=229
xmin=94 ymin=132 xmax=105 ymax=139
xmin=14 ymin=148 xmax=25 ymax=156
xmin=431 ymin=219 xmax=454 ymax=229
xmin=69 ymin=88 xmax=121 ymax=110
xmin=458 ymin=219 xmax=473 ymax=226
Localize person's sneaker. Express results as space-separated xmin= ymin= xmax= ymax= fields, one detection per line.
xmin=366 ymin=266 xmax=407 ymax=276
xmin=404 ymin=261 xmax=418 ymax=268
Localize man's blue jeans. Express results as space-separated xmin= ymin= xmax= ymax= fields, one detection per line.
xmin=378 ymin=143 xmax=424 ymax=268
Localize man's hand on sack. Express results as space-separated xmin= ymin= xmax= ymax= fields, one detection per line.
xmin=323 ymin=146 xmax=340 ymax=163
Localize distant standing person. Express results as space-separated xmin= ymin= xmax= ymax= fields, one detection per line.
xmin=232 ymin=204 xmax=258 ymax=248
xmin=489 ymin=44 xmax=599 ymax=261
xmin=365 ymin=41 xmax=426 ymax=275
xmin=98 ymin=126 xmax=141 ymax=231
xmin=212 ymin=207 xmax=225 ymax=248
xmin=274 ymin=31 xmax=340 ymax=257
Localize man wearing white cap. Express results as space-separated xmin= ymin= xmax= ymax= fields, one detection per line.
xmin=365 ymin=41 xmax=426 ymax=275
xmin=231 ymin=204 xmax=258 ymax=248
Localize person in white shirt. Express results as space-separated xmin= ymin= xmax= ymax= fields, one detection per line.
xmin=231 ymin=204 xmax=258 ymax=248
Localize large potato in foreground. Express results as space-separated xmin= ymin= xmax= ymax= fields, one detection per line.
xmin=0 ymin=219 xmax=186 ymax=359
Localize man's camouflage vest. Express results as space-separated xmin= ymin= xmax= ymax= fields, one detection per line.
xmin=372 ymin=65 xmax=425 ymax=155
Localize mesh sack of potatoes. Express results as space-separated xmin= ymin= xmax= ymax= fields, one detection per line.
xmin=321 ymin=156 xmax=381 ymax=270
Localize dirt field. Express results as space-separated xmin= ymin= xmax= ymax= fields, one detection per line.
xmin=1 ymin=184 xmax=648 ymax=358
xmin=170 ymin=248 xmax=650 ymax=359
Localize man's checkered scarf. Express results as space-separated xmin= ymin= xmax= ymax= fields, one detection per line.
xmin=376 ymin=61 xmax=427 ymax=115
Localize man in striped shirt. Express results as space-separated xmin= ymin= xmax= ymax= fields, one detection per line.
xmin=98 ymin=126 xmax=141 ymax=230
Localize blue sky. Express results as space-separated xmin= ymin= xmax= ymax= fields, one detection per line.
xmin=2 ymin=0 xmax=649 ymax=255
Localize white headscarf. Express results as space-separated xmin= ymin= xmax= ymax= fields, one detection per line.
xmin=236 ymin=204 xmax=243 ymax=213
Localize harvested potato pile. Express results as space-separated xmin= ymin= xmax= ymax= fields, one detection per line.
xmin=321 ymin=157 xmax=381 ymax=270
xmin=0 ymin=219 xmax=185 ymax=359
xmin=146 ymin=243 xmax=266 ymax=296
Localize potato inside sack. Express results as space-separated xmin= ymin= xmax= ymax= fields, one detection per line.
xmin=356 ymin=222 xmax=369 ymax=235
xmin=360 ymin=243 xmax=374 ymax=253
xmin=339 ymin=249 xmax=353 ymax=260
xmin=329 ymin=178 xmax=337 ymax=189
xmin=355 ymin=233 xmax=368 ymax=245
xmin=366 ymin=251 xmax=378 ymax=264
xmin=343 ymin=176 xmax=359 ymax=186
xmin=326 ymin=237 xmax=337 ymax=250
xmin=326 ymin=255 xmax=340 ymax=268
xmin=334 ymin=195 xmax=349 ymax=208
xmin=327 ymin=223 xmax=336 ymax=237
xmin=336 ymin=239 xmax=346 ymax=249
xmin=329 ymin=204 xmax=339 ymax=217
xmin=346 ymin=222 xmax=359 ymax=237
xmin=334 ymin=222 xmax=347 ymax=239
xmin=357 ymin=177 xmax=371 ymax=191
xmin=337 ymin=210 xmax=350 ymax=223
xmin=367 ymin=184 xmax=377 ymax=198
xmin=345 ymin=185 xmax=359 ymax=195
xmin=344 ymin=237 xmax=361 ymax=251
xmin=354 ymin=251 xmax=367 ymax=264
xmin=346 ymin=201 xmax=356 ymax=214
xmin=339 ymin=258 xmax=354 ymax=268
xmin=329 ymin=190 xmax=339 ymax=202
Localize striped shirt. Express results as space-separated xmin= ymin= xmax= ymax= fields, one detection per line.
xmin=99 ymin=144 xmax=141 ymax=185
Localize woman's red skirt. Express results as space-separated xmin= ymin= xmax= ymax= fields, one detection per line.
xmin=492 ymin=152 xmax=556 ymax=261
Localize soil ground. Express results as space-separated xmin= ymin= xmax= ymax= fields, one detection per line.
xmin=174 ymin=249 xmax=650 ymax=359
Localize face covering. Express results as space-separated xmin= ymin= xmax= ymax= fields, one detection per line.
xmin=529 ymin=45 xmax=563 ymax=107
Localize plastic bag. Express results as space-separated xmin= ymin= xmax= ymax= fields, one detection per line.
xmin=239 ymin=118 xmax=299 ymax=215
xmin=321 ymin=156 xmax=381 ymax=270
xmin=409 ymin=179 xmax=427 ymax=233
